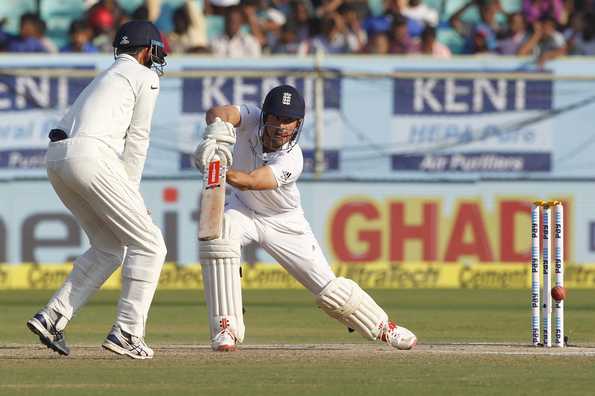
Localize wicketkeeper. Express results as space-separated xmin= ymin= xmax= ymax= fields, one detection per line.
xmin=27 ymin=20 xmax=168 ymax=359
xmin=193 ymin=85 xmax=417 ymax=351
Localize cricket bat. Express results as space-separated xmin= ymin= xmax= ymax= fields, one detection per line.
xmin=198 ymin=155 xmax=226 ymax=241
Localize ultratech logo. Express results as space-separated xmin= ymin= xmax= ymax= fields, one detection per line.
xmin=565 ymin=265 xmax=595 ymax=286
xmin=0 ymin=266 xmax=7 ymax=286
xmin=158 ymin=264 xmax=202 ymax=288
xmin=335 ymin=264 xmax=441 ymax=288
xmin=27 ymin=264 xmax=70 ymax=289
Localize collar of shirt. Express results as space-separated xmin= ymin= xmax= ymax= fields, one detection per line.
xmin=116 ymin=53 xmax=140 ymax=64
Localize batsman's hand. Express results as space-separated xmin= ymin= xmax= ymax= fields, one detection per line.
xmin=204 ymin=117 xmax=236 ymax=145
xmin=192 ymin=138 xmax=233 ymax=173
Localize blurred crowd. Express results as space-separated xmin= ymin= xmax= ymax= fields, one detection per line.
xmin=0 ymin=0 xmax=594 ymax=65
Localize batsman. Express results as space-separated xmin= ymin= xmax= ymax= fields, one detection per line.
xmin=193 ymin=85 xmax=417 ymax=351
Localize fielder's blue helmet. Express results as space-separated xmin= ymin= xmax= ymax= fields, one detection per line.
xmin=113 ymin=20 xmax=167 ymax=75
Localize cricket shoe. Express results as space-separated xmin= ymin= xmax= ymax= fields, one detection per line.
xmin=26 ymin=309 xmax=70 ymax=356
xmin=380 ymin=321 xmax=417 ymax=350
xmin=102 ymin=325 xmax=154 ymax=360
xmin=211 ymin=328 xmax=237 ymax=352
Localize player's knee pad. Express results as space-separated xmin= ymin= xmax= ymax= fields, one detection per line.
xmin=200 ymin=217 xmax=244 ymax=342
xmin=316 ymin=277 xmax=388 ymax=340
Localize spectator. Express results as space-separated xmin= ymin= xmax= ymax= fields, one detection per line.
xmin=35 ymin=15 xmax=58 ymax=53
xmin=300 ymin=14 xmax=350 ymax=54
xmin=167 ymin=0 xmax=208 ymax=53
xmin=518 ymin=16 xmax=567 ymax=66
xmin=464 ymin=24 xmax=496 ymax=54
xmin=338 ymin=3 xmax=367 ymax=52
xmin=419 ymin=25 xmax=451 ymax=58
xmin=288 ymin=0 xmax=314 ymax=41
xmin=100 ymin=0 xmax=128 ymax=22
xmin=450 ymin=0 xmax=504 ymax=54
xmin=271 ymin=21 xmax=301 ymax=54
xmin=205 ymin=0 xmax=241 ymax=16
xmin=565 ymin=12 xmax=595 ymax=55
xmin=364 ymin=0 xmax=422 ymax=38
xmin=365 ymin=30 xmax=390 ymax=54
xmin=401 ymin=0 xmax=439 ymax=27
xmin=523 ymin=0 xmax=568 ymax=26
xmin=8 ymin=13 xmax=56 ymax=53
xmin=243 ymin=2 xmax=268 ymax=46
xmin=497 ymin=12 xmax=530 ymax=55
xmin=130 ymin=3 xmax=173 ymax=54
xmin=535 ymin=15 xmax=567 ymax=65
xmin=88 ymin=4 xmax=118 ymax=52
xmin=210 ymin=6 xmax=262 ymax=57
xmin=314 ymin=0 xmax=344 ymax=18
xmin=383 ymin=0 xmax=405 ymax=15
xmin=140 ymin=0 xmax=176 ymax=34
xmin=0 ymin=21 xmax=10 ymax=51
xmin=389 ymin=14 xmax=418 ymax=54
xmin=259 ymin=7 xmax=287 ymax=51
xmin=61 ymin=20 xmax=99 ymax=53
xmin=270 ymin=0 xmax=293 ymax=16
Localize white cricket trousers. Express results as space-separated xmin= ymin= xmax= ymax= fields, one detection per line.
xmin=228 ymin=199 xmax=336 ymax=295
xmin=44 ymin=137 xmax=166 ymax=337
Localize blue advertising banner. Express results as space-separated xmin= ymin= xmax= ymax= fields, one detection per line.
xmin=0 ymin=64 xmax=94 ymax=174
xmin=179 ymin=70 xmax=343 ymax=172
xmin=0 ymin=55 xmax=593 ymax=180
xmin=391 ymin=71 xmax=554 ymax=172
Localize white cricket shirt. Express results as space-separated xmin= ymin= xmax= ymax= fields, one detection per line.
xmin=57 ymin=54 xmax=160 ymax=187
xmin=230 ymin=104 xmax=304 ymax=216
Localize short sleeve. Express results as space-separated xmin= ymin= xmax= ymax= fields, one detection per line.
xmin=266 ymin=148 xmax=303 ymax=187
xmin=237 ymin=103 xmax=261 ymax=140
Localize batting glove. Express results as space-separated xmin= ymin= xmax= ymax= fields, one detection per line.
xmin=203 ymin=117 xmax=236 ymax=145
xmin=193 ymin=139 xmax=233 ymax=173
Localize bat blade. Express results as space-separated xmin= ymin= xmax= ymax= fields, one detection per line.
xmin=198 ymin=158 xmax=226 ymax=241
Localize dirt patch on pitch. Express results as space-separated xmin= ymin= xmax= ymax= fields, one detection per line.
xmin=2 ymin=342 xmax=595 ymax=362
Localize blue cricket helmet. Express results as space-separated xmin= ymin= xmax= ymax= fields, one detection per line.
xmin=113 ymin=20 xmax=167 ymax=75
xmin=258 ymin=85 xmax=306 ymax=158
xmin=262 ymin=85 xmax=305 ymax=120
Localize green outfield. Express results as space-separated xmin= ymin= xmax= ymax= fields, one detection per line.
xmin=1 ymin=289 xmax=595 ymax=395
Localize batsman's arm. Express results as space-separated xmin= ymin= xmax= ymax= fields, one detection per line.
xmin=206 ymin=105 xmax=241 ymax=126
xmin=226 ymin=167 xmax=278 ymax=191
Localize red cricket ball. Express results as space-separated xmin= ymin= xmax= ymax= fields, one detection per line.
xmin=551 ymin=286 xmax=566 ymax=301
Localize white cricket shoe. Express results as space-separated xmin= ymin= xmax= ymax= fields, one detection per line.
xmin=211 ymin=328 xmax=237 ymax=352
xmin=102 ymin=325 xmax=154 ymax=360
xmin=380 ymin=321 xmax=417 ymax=350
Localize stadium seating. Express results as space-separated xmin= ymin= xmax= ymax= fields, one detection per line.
xmin=40 ymin=0 xmax=87 ymax=48
xmin=0 ymin=0 xmax=37 ymax=34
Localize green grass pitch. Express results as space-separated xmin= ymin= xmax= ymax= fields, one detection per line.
xmin=1 ymin=289 xmax=595 ymax=395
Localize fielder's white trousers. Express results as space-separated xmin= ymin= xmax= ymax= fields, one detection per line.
xmin=44 ymin=137 xmax=166 ymax=336
xmin=228 ymin=198 xmax=336 ymax=295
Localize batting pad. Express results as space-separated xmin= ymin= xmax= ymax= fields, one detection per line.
xmin=200 ymin=238 xmax=245 ymax=342
xmin=316 ymin=277 xmax=388 ymax=340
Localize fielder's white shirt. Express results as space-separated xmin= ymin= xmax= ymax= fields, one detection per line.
xmin=231 ymin=104 xmax=303 ymax=217
xmin=57 ymin=54 xmax=160 ymax=187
